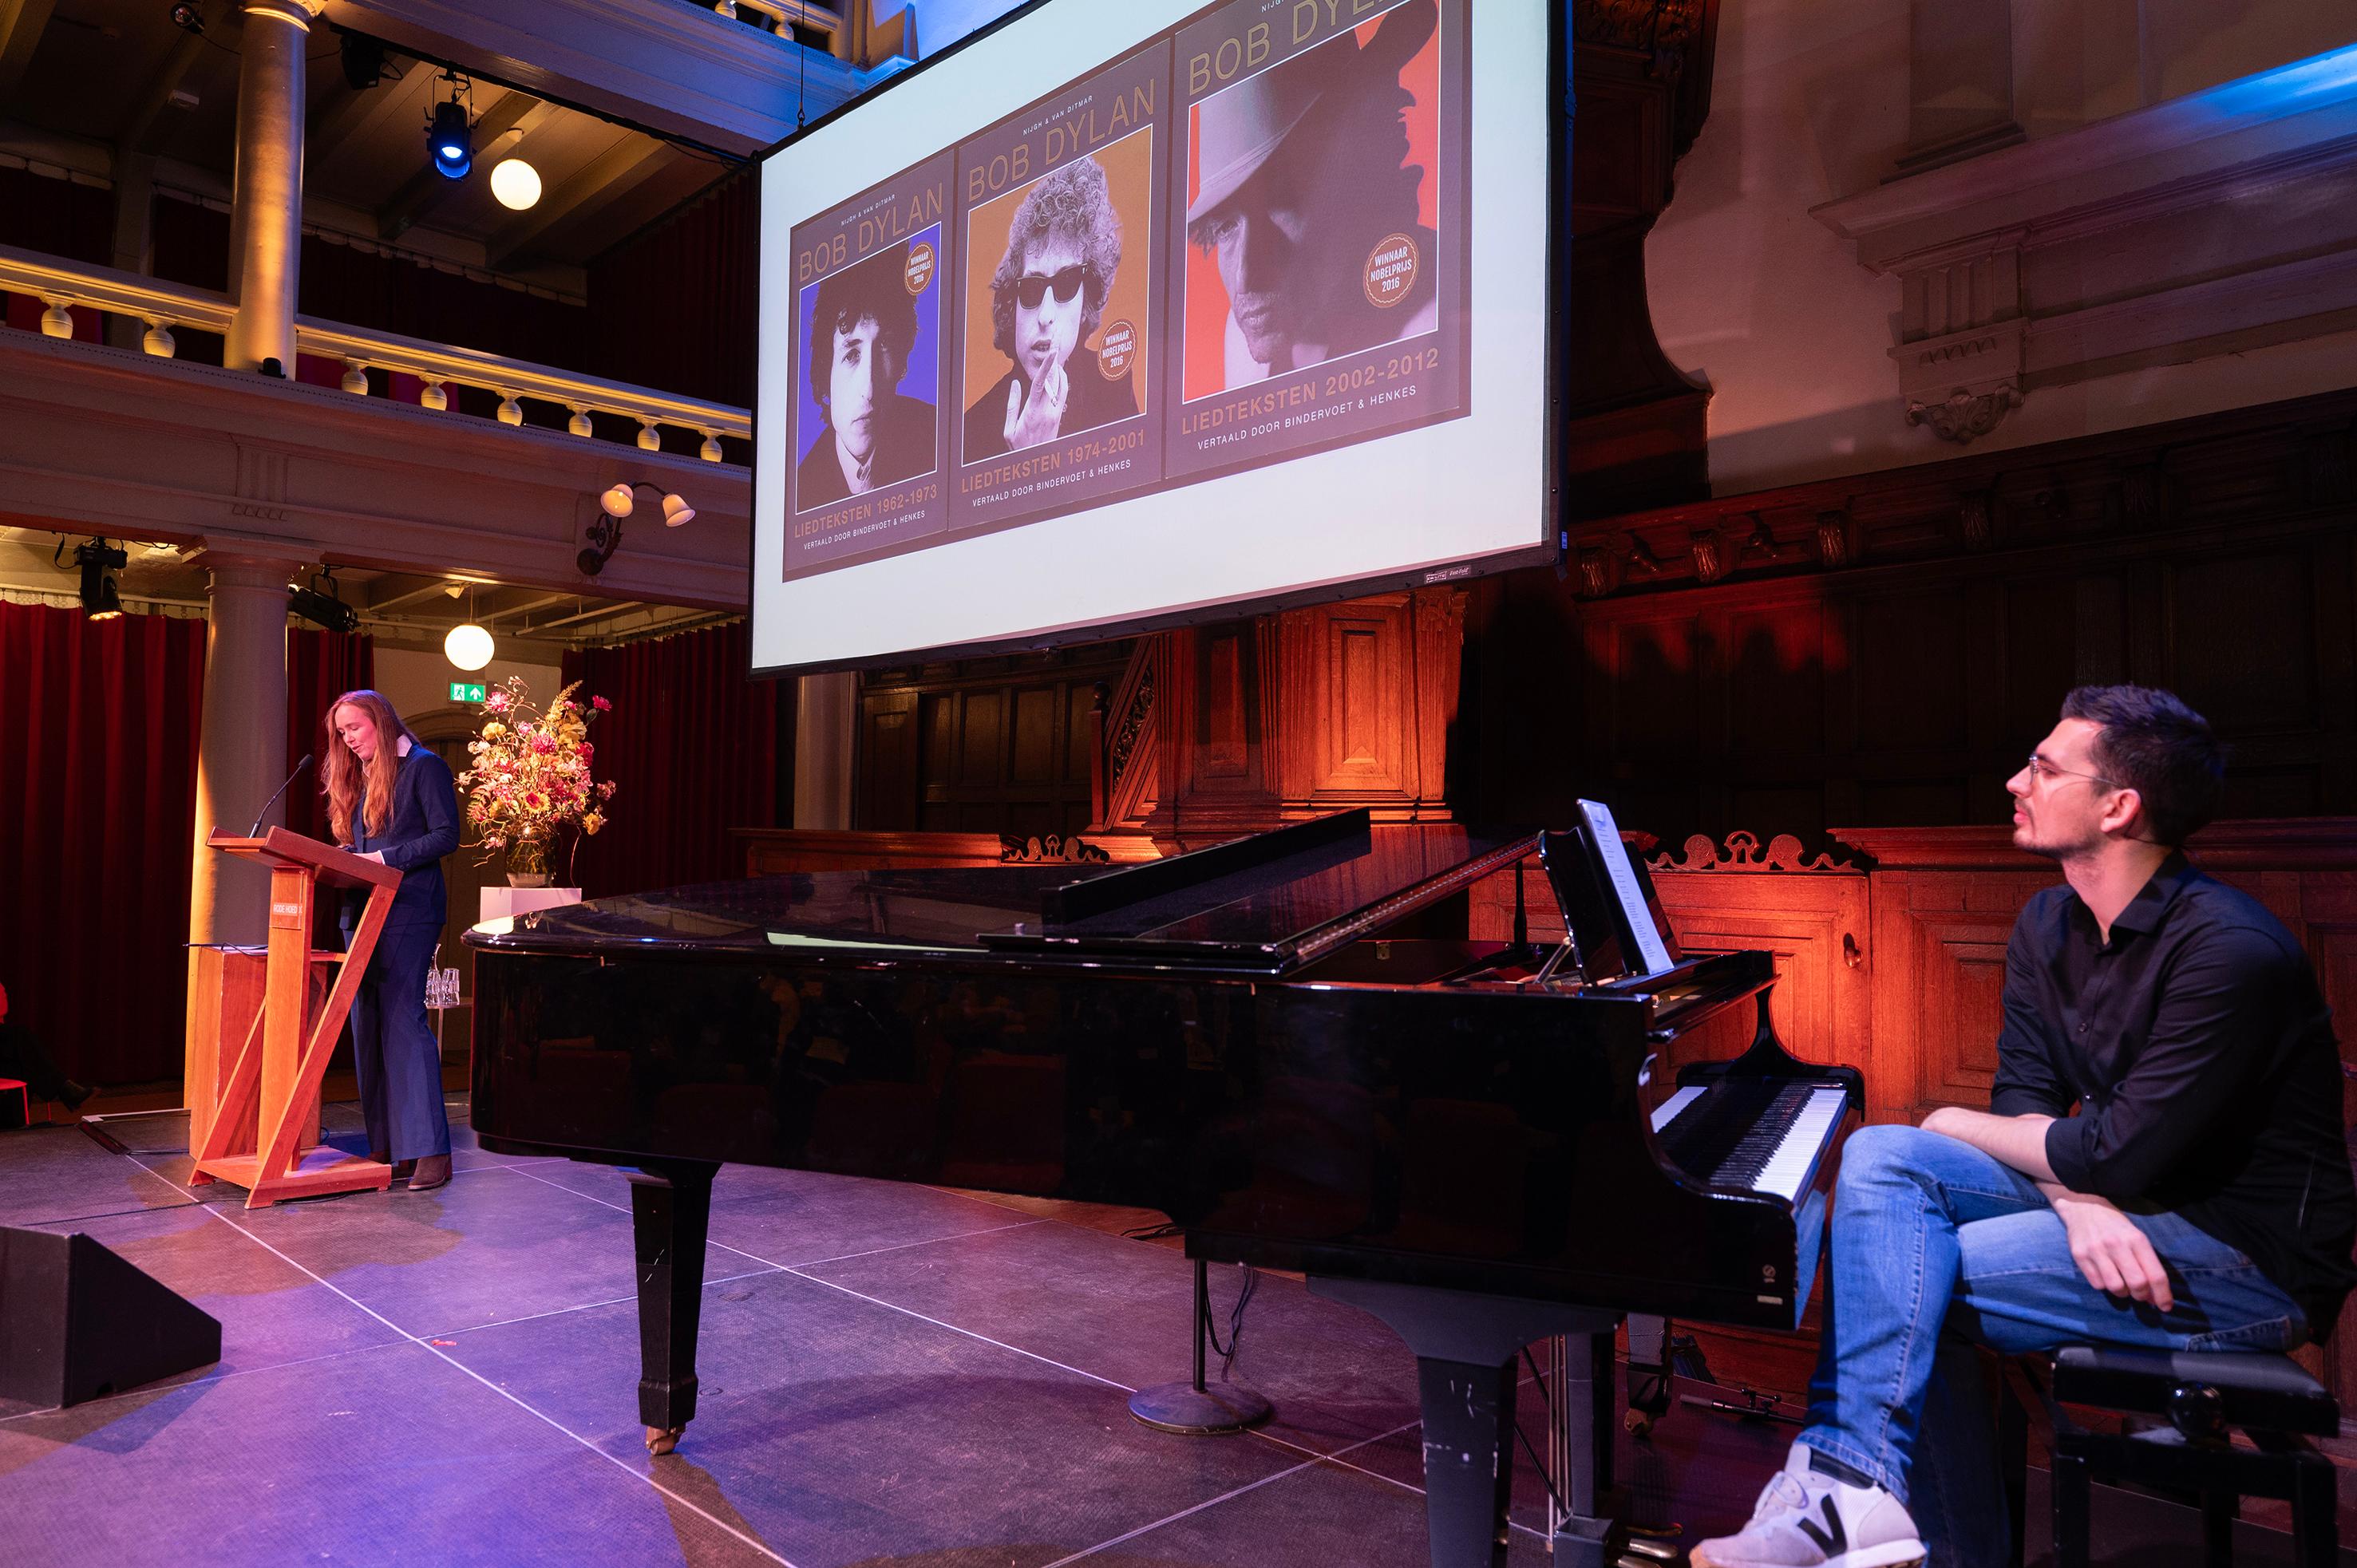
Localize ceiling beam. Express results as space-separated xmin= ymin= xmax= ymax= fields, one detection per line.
xmin=0 ymin=0 xmax=56 ymax=110
xmin=484 ymin=133 xmax=670 ymax=271
xmin=116 ymin=29 xmax=210 ymax=156
xmin=377 ymin=89 xmax=541 ymax=242
xmin=306 ymin=63 xmax=430 ymax=190
xmin=480 ymin=590 xmax=577 ymax=626
xmin=362 ymin=573 xmax=462 ymax=613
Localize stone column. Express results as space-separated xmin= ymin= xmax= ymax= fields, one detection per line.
xmin=188 ymin=552 xmax=301 ymax=949
xmin=222 ymin=1 xmax=320 ymax=373
xmin=793 ymin=672 xmax=858 ymax=828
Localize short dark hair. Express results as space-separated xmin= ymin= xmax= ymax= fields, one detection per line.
xmin=807 ymin=243 xmax=919 ymax=414
xmin=2058 ymin=685 xmax=2225 ymax=846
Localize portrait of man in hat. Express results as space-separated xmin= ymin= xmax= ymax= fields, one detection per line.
xmin=797 ymin=238 xmax=939 ymax=511
xmin=1185 ymin=0 xmax=1440 ymax=393
xmin=963 ymin=153 xmax=1142 ymax=462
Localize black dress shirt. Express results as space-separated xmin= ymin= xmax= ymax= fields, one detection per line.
xmin=1991 ymin=853 xmax=2357 ymax=1328
xmin=338 ymin=745 xmax=461 ymax=935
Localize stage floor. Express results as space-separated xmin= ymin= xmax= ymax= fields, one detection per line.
xmin=1 ymin=1100 xmax=2346 ymax=1567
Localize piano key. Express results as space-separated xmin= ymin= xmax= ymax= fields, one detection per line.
xmin=1653 ymin=1080 xmax=1849 ymax=1204
xmin=1749 ymin=1088 xmax=1850 ymax=1203
xmin=1649 ymin=1084 xmax=1705 ymax=1132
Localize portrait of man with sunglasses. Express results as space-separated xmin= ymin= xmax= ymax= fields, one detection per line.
xmin=963 ymin=153 xmax=1140 ymax=462
xmin=797 ymin=239 xmax=938 ymax=512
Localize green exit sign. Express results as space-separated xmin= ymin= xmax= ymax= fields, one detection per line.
xmin=449 ymin=682 xmax=487 ymax=703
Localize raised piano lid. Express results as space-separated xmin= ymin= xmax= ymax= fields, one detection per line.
xmin=465 ymin=810 xmax=1539 ymax=978
xmin=983 ymin=811 xmax=1536 ymax=971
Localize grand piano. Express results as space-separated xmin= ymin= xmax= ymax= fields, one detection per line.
xmin=467 ymin=810 xmax=1861 ymax=1568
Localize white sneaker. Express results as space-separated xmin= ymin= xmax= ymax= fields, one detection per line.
xmin=1689 ymin=1440 xmax=1926 ymax=1568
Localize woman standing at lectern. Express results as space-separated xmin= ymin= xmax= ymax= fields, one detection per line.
xmin=323 ymin=689 xmax=459 ymax=1191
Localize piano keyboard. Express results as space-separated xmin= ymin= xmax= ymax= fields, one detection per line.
xmin=1650 ymin=1080 xmax=1849 ymax=1203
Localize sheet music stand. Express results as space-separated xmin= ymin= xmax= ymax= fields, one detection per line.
xmin=188 ymin=827 xmax=401 ymax=1207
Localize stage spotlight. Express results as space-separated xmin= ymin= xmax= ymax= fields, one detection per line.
xmin=428 ymin=84 xmax=473 ymax=180
xmin=73 ymin=539 xmax=127 ymax=621
xmin=168 ymin=3 xmax=204 ymax=35
xmin=445 ymin=621 xmax=494 ymax=670
xmin=489 ymin=157 xmax=542 ymax=211
xmin=288 ymin=573 xmax=359 ymax=634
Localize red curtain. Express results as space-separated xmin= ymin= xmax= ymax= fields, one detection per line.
xmin=148 ymin=197 xmax=588 ymax=370
xmin=0 ymin=603 xmax=206 ymax=1087
xmin=0 ymin=606 xmax=381 ymax=1087
xmin=283 ymin=629 xmax=375 ymax=847
xmin=583 ymin=172 xmax=758 ymax=409
xmin=560 ymin=622 xmax=794 ymax=898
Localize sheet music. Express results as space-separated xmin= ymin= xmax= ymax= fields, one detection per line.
xmin=1577 ymin=800 xmax=1675 ymax=975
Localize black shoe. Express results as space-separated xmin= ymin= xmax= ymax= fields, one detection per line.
xmin=57 ymin=1081 xmax=93 ymax=1113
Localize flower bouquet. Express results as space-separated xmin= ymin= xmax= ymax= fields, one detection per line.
xmin=457 ymin=677 xmax=617 ymax=887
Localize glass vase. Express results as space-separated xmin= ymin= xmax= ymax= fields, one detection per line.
xmin=506 ymin=834 xmax=552 ymax=887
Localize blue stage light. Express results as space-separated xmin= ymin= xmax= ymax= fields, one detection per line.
xmin=429 ymin=100 xmax=472 ymax=180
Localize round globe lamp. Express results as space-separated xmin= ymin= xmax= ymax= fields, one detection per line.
xmin=489 ymin=157 xmax=542 ymax=211
xmin=445 ymin=622 xmax=495 ymax=671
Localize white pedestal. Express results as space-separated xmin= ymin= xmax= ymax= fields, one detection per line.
xmin=479 ymin=886 xmax=584 ymax=922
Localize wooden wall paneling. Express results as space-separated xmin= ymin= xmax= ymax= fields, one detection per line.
xmin=856 ymin=689 xmax=920 ymax=831
xmin=1520 ymin=389 xmax=2357 ymax=848
xmin=860 ymin=646 xmax=1133 ymax=839
xmin=1648 ymin=864 xmax=1872 ymax=1096
xmin=1411 ymin=587 xmax=1465 ymax=816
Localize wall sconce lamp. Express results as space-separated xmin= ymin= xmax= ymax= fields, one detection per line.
xmin=583 ymin=482 xmax=695 ymax=576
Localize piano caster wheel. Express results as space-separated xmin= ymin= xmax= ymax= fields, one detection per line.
xmin=645 ymin=1426 xmax=683 ymax=1455
xmin=1623 ymin=1408 xmax=1653 ymax=1438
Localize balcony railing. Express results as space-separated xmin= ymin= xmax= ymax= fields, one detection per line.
xmin=0 ymin=244 xmax=750 ymax=463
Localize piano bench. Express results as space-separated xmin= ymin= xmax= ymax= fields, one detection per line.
xmin=2028 ymin=1344 xmax=2340 ymax=1568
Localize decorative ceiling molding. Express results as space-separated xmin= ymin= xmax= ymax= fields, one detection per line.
xmin=1814 ymin=46 xmax=2357 ymax=445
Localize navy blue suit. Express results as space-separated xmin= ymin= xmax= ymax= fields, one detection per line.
xmin=338 ymin=745 xmax=461 ymax=1161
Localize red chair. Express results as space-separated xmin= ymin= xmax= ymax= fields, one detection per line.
xmin=0 ymin=1077 xmax=30 ymax=1130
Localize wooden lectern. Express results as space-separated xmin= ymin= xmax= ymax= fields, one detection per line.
xmin=188 ymin=827 xmax=401 ymax=1207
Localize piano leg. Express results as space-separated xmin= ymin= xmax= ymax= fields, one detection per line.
xmin=1417 ymin=1355 xmax=1519 ymax=1567
xmin=1308 ymin=1277 xmax=1623 ymax=1568
xmin=627 ymin=1159 xmax=718 ymax=1456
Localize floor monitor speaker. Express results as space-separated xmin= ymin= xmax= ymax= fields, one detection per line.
xmin=0 ymin=1226 xmax=222 ymax=1407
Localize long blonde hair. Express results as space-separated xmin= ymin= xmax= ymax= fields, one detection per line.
xmin=322 ymin=689 xmax=416 ymax=844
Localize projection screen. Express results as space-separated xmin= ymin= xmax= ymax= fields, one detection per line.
xmin=750 ymin=0 xmax=1568 ymax=677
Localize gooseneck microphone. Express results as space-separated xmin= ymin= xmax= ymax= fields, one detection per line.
xmin=247 ymin=754 xmax=314 ymax=837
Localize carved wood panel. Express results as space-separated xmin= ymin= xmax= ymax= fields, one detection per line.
xmin=856 ymin=646 xmax=1132 ymax=841
xmin=1467 ymin=389 xmax=2357 ymax=844
xmin=1148 ymin=590 xmax=1464 ymax=848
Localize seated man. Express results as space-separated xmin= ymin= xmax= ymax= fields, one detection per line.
xmin=1695 ymin=685 xmax=2357 ymax=1568
xmin=0 ymin=980 xmax=93 ymax=1120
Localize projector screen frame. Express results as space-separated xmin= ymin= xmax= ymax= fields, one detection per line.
xmin=744 ymin=0 xmax=1573 ymax=681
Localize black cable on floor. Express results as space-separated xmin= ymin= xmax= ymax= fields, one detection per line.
xmin=1201 ymin=1264 xmax=1259 ymax=1379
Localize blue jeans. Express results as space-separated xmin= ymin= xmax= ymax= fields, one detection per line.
xmin=1800 ymin=1124 xmax=2307 ymax=1567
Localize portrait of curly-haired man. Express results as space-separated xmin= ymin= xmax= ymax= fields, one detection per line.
xmin=961 ymin=137 xmax=1153 ymax=464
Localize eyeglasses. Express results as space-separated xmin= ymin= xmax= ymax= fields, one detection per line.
xmin=1013 ymin=266 xmax=1089 ymax=310
xmin=2024 ymin=752 xmax=2114 ymax=788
